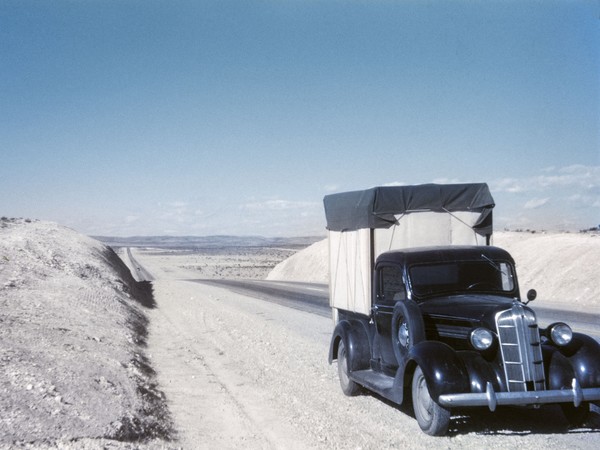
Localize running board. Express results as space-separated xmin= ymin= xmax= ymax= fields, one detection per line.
xmin=350 ymin=369 xmax=403 ymax=404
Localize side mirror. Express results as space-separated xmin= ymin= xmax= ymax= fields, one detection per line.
xmin=525 ymin=289 xmax=537 ymax=304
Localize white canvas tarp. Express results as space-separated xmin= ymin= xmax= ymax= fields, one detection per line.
xmin=328 ymin=228 xmax=372 ymax=316
xmin=325 ymin=184 xmax=495 ymax=316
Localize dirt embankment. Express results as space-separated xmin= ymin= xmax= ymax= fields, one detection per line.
xmin=0 ymin=219 xmax=172 ymax=448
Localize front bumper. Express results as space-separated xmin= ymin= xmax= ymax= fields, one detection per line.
xmin=438 ymin=378 xmax=600 ymax=411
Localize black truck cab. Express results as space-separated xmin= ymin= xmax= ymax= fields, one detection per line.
xmin=328 ymin=245 xmax=600 ymax=435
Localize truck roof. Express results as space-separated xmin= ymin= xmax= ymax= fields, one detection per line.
xmin=323 ymin=183 xmax=494 ymax=236
xmin=376 ymin=245 xmax=515 ymax=266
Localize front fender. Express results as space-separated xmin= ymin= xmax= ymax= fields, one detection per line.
xmin=328 ymin=320 xmax=370 ymax=372
xmin=543 ymin=345 xmax=576 ymax=390
xmin=408 ymin=341 xmax=469 ymax=400
xmin=458 ymin=351 xmax=504 ymax=393
xmin=559 ymin=333 xmax=600 ymax=388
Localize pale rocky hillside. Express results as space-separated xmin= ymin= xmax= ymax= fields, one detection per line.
xmin=0 ymin=218 xmax=171 ymax=448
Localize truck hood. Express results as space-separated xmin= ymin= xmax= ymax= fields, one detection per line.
xmin=418 ymin=295 xmax=518 ymax=325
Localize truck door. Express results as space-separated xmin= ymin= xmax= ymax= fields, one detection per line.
xmin=372 ymin=264 xmax=406 ymax=370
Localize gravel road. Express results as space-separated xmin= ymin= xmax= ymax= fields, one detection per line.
xmin=142 ymin=275 xmax=600 ymax=449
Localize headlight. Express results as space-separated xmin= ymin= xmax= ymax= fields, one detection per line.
xmin=470 ymin=328 xmax=494 ymax=351
xmin=549 ymin=322 xmax=573 ymax=346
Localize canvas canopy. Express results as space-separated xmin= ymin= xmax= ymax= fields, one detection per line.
xmin=325 ymin=184 xmax=496 ymax=316
xmin=323 ymin=183 xmax=494 ymax=237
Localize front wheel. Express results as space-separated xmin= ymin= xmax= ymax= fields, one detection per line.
xmin=412 ymin=365 xmax=451 ymax=436
xmin=337 ymin=340 xmax=361 ymax=396
xmin=392 ymin=300 xmax=425 ymax=366
xmin=561 ymin=402 xmax=590 ymax=427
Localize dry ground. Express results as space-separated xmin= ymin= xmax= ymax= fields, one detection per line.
xmin=129 ymin=236 xmax=600 ymax=449
xmin=2 ymin=219 xmax=599 ymax=449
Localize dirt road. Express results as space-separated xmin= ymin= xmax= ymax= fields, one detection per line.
xmin=142 ymin=274 xmax=600 ymax=449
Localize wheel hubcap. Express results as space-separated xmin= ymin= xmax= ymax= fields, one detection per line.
xmin=416 ymin=376 xmax=433 ymax=421
xmin=339 ymin=346 xmax=350 ymax=385
xmin=398 ymin=322 xmax=409 ymax=347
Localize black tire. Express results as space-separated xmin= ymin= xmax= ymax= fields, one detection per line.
xmin=337 ymin=340 xmax=361 ymax=396
xmin=412 ymin=365 xmax=451 ymax=436
xmin=392 ymin=300 xmax=425 ymax=366
xmin=561 ymin=402 xmax=590 ymax=427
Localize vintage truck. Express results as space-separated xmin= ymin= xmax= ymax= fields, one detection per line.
xmin=324 ymin=183 xmax=600 ymax=435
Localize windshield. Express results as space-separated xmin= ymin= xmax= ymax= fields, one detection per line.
xmin=409 ymin=259 xmax=516 ymax=298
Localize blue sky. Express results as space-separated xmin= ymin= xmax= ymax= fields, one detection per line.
xmin=2 ymin=0 xmax=599 ymax=236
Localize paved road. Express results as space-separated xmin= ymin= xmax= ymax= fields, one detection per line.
xmin=193 ymin=279 xmax=331 ymax=317
xmin=122 ymin=247 xmax=599 ymax=338
xmin=191 ymin=278 xmax=600 ymax=340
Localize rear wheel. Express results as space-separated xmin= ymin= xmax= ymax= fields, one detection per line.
xmin=337 ymin=340 xmax=360 ymax=396
xmin=561 ymin=402 xmax=590 ymax=427
xmin=412 ymin=365 xmax=451 ymax=436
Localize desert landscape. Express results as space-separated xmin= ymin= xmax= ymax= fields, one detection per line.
xmin=1 ymin=217 xmax=599 ymax=449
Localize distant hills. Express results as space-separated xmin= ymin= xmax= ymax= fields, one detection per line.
xmin=93 ymin=235 xmax=323 ymax=250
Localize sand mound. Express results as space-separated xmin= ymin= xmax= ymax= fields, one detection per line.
xmin=267 ymin=231 xmax=600 ymax=313
xmin=492 ymin=232 xmax=600 ymax=311
xmin=0 ymin=219 xmax=171 ymax=447
xmin=266 ymin=239 xmax=329 ymax=283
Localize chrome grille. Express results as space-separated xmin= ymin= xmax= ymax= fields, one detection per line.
xmin=496 ymin=302 xmax=545 ymax=392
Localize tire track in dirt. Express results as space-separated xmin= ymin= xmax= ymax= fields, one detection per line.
xmin=147 ymin=280 xmax=307 ymax=449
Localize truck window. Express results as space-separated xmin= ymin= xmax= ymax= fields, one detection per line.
xmin=409 ymin=260 xmax=515 ymax=298
xmin=377 ymin=265 xmax=406 ymax=305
